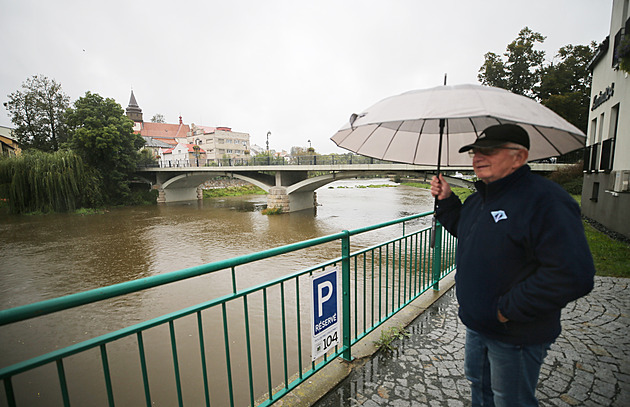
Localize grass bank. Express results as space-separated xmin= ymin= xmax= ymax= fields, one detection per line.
xmin=202 ymin=185 xmax=266 ymax=198
xmin=401 ymin=182 xmax=475 ymax=201
xmin=404 ymin=182 xmax=629 ymax=278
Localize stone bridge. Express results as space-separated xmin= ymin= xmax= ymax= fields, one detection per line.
xmin=136 ymin=162 xmax=564 ymax=212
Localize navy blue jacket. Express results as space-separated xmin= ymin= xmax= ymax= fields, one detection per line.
xmin=436 ymin=165 xmax=595 ymax=345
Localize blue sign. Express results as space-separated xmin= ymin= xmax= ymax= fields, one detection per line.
xmin=311 ymin=268 xmax=339 ymax=360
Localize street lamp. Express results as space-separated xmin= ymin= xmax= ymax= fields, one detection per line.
xmin=266 ymin=131 xmax=271 ymax=164
xmin=266 ymin=131 xmax=271 ymax=156
xmin=192 ymin=145 xmax=201 ymax=167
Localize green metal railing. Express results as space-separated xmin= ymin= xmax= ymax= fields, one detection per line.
xmin=0 ymin=211 xmax=457 ymax=407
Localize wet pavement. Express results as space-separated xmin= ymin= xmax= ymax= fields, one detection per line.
xmin=314 ymin=276 xmax=630 ymax=407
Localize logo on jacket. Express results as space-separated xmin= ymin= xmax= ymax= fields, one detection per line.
xmin=491 ymin=210 xmax=508 ymax=223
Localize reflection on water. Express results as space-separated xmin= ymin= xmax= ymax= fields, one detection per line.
xmin=0 ymin=178 xmax=435 ymax=405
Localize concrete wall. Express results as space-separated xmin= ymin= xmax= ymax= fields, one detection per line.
xmin=581 ymin=173 xmax=630 ymax=238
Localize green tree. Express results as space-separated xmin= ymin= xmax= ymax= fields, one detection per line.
xmin=3 ymin=75 xmax=70 ymax=152
xmin=151 ymin=113 xmax=165 ymax=123
xmin=504 ymin=27 xmax=546 ymax=97
xmin=477 ymin=52 xmax=509 ymax=90
xmin=478 ymin=27 xmax=546 ymax=97
xmin=479 ymin=28 xmax=546 ymax=97
xmin=478 ymin=28 xmax=595 ymax=133
xmin=537 ymin=44 xmax=596 ymax=133
xmin=66 ymin=92 xmax=145 ymax=204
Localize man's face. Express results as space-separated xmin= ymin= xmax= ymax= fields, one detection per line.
xmin=471 ymin=146 xmax=528 ymax=184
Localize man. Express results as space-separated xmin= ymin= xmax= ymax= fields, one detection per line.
xmin=430 ymin=123 xmax=595 ymax=407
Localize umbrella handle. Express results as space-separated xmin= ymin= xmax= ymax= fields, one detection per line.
xmin=431 ymin=118 xmax=445 ymax=249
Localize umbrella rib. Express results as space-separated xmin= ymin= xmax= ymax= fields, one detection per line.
xmin=532 ymin=126 xmax=562 ymax=156
xmin=381 ymin=121 xmax=405 ymax=161
xmin=352 ymin=124 xmax=382 ymax=158
xmin=467 ymin=117 xmax=481 ymax=137
xmin=411 ymin=120 xmax=426 ymax=164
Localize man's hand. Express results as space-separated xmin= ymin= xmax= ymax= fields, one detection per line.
xmin=430 ymin=174 xmax=452 ymax=200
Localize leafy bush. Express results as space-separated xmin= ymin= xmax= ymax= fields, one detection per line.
xmin=262 ymin=206 xmax=283 ymax=215
xmin=547 ymin=161 xmax=584 ymax=194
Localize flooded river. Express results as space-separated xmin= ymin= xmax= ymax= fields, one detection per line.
xmin=0 ymin=178 xmax=435 ymax=406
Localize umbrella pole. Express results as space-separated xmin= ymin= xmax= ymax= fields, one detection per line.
xmin=430 ymin=118 xmax=445 ymax=249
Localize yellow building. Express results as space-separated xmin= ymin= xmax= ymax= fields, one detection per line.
xmin=0 ymin=126 xmax=20 ymax=156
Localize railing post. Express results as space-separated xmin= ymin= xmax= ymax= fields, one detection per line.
xmin=431 ymin=221 xmax=442 ymax=291
xmin=341 ymin=230 xmax=352 ymax=361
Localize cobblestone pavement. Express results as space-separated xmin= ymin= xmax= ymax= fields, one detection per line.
xmin=314 ymin=277 xmax=629 ymax=406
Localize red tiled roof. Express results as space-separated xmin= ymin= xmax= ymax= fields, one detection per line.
xmin=137 ymin=122 xmax=191 ymax=139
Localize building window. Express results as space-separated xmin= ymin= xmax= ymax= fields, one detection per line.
xmin=591 ymin=182 xmax=599 ymax=202
xmin=610 ymin=103 xmax=620 ymax=139
xmin=613 ymin=28 xmax=623 ymax=68
xmin=590 ymin=143 xmax=599 ymax=172
xmin=589 ymin=118 xmax=597 ymax=146
xmin=583 ymin=146 xmax=592 ymax=173
xmin=600 ymin=139 xmax=615 ymax=172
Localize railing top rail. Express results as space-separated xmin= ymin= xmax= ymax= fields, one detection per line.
xmin=0 ymin=211 xmax=433 ymax=327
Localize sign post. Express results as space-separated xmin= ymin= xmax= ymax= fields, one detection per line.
xmin=311 ymin=267 xmax=339 ymax=361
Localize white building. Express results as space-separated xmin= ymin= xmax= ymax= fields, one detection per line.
xmin=158 ymin=142 xmax=206 ymax=167
xmin=582 ymin=0 xmax=630 ymax=238
xmin=189 ymin=124 xmax=250 ymax=163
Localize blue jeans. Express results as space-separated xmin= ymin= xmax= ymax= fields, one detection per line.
xmin=464 ymin=328 xmax=551 ymax=407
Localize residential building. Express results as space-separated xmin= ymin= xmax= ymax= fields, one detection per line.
xmin=0 ymin=126 xmax=20 ymax=156
xmin=141 ymin=136 xmax=172 ymax=158
xmin=582 ymin=0 xmax=630 ymax=238
xmin=158 ymin=142 xmax=207 ymax=168
xmin=189 ymin=124 xmax=250 ymax=163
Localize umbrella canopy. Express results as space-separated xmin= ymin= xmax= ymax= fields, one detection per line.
xmin=331 ymin=84 xmax=586 ymax=165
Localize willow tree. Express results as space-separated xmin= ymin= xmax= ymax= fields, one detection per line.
xmin=66 ymin=92 xmax=145 ymax=204
xmin=0 ymin=150 xmax=101 ymax=214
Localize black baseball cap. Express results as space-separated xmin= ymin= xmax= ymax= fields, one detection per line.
xmin=458 ymin=124 xmax=530 ymax=153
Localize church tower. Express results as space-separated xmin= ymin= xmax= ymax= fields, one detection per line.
xmin=125 ymin=90 xmax=143 ymax=123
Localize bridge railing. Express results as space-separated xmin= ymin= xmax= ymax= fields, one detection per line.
xmin=149 ymin=154 xmax=398 ymax=168
xmin=0 ymin=212 xmax=456 ymax=407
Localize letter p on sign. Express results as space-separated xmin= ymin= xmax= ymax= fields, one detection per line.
xmin=317 ymin=281 xmax=333 ymax=317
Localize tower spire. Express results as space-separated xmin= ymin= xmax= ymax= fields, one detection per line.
xmin=125 ymin=89 xmax=143 ymax=122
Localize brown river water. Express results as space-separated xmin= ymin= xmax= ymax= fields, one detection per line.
xmin=0 ymin=178 xmax=435 ymax=406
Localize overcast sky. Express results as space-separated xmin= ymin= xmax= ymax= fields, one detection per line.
xmin=0 ymin=0 xmax=613 ymax=153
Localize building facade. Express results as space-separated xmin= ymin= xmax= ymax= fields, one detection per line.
xmin=0 ymin=126 xmax=20 ymax=156
xmin=582 ymin=0 xmax=630 ymax=238
xmin=189 ymin=124 xmax=250 ymax=163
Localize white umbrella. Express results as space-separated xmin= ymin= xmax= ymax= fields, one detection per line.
xmin=331 ymin=84 xmax=586 ymax=166
xmin=331 ymin=84 xmax=586 ymax=247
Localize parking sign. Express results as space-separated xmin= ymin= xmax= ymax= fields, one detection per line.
xmin=311 ymin=267 xmax=339 ymax=361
